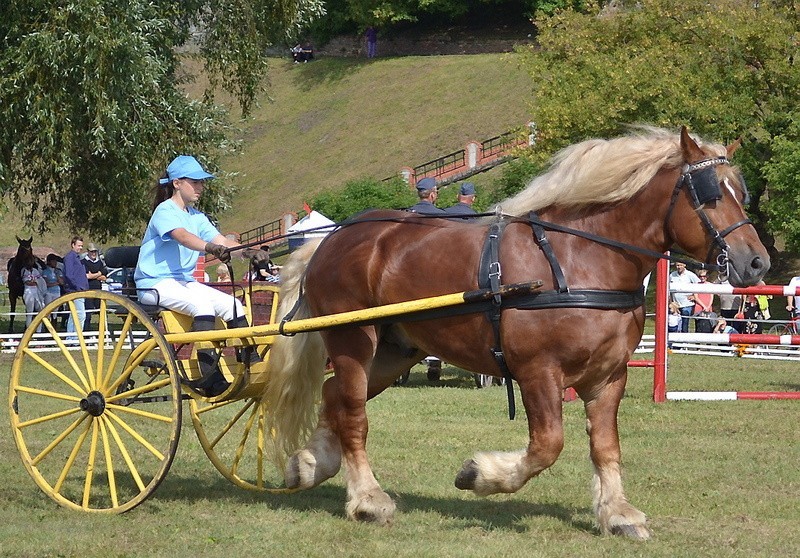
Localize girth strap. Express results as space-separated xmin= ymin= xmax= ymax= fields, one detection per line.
xmin=529 ymin=211 xmax=569 ymax=293
xmin=479 ymin=221 xmax=517 ymax=420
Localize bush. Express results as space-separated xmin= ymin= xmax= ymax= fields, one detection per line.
xmin=311 ymin=176 xmax=417 ymax=222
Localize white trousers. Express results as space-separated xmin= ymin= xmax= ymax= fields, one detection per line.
xmin=139 ymin=279 xmax=244 ymax=322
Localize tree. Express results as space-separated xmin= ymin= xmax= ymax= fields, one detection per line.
xmin=516 ymin=0 xmax=800 ymax=252
xmin=0 ymin=0 xmax=325 ymax=240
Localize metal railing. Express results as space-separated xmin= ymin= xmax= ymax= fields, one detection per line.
xmin=482 ymin=130 xmax=524 ymax=159
xmin=413 ymin=149 xmax=466 ymax=181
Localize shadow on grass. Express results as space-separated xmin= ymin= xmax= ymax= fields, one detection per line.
xmin=289 ymin=58 xmax=371 ymax=91
xmin=152 ymin=474 xmax=594 ymax=533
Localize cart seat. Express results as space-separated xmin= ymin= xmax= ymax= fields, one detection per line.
xmin=103 ymin=246 xmax=162 ymax=318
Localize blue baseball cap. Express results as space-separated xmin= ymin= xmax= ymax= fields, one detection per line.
xmin=460 ymin=182 xmax=475 ymax=196
xmin=416 ymin=177 xmax=436 ymax=192
xmin=159 ymin=155 xmax=215 ymax=185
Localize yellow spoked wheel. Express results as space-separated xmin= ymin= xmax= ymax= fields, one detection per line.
xmin=9 ymin=291 xmax=182 ymax=513
xmin=190 ymin=396 xmax=291 ymax=492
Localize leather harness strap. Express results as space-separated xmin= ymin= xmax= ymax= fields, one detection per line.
xmin=477 ymin=217 xmax=645 ymax=420
xmin=479 ymin=221 xmax=516 ymax=419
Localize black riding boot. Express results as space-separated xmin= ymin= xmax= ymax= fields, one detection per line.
xmin=227 ymin=316 xmax=262 ymax=364
xmin=189 ymin=315 xmax=229 ymax=397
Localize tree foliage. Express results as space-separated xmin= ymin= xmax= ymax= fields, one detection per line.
xmin=310 ymin=176 xmax=417 ymax=221
xmin=517 ymin=0 xmax=800 ymax=251
xmin=308 ymin=0 xmax=584 ymax=41
xmin=0 ymin=0 xmax=324 ymax=241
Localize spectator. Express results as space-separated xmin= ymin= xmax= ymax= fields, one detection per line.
xmin=713 ymin=317 xmax=737 ymax=334
xmin=717 ymin=278 xmax=744 ymax=333
xmin=364 ymin=26 xmax=378 ymax=58
xmin=251 ymin=245 xmax=280 ymax=283
xmin=669 ymin=262 xmax=700 ymax=333
xmin=408 ymin=177 xmax=445 ymax=215
xmin=134 ymin=155 xmax=268 ymax=397
xmin=292 ymin=41 xmax=314 ymax=63
xmin=742 ymin=294 xmax=764 ymax=334
xmin=63 ymin=236 xmax=89 ymax=337
xmin=42 ymin=254 xmax=64 ymax=305
xmin=692 ymin=270 xmax=716 ymax=333
xmin=785 ymin=275 xmax=800 ymax=317
xmin=216 ymin=264 xmax=232 ymax=283
xmin=444 ymin=182 xmax=477 ymax=216
xmin=82 ymin=243 xmax=107 ymax=330
xmin=667 ymin=302 xmax=682 ymax=333
xmin=20 ymin=256 xmax=45 ymax=331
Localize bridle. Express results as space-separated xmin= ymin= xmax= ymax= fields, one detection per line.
xmin=665 ymin=156 xmax=752 ymax=276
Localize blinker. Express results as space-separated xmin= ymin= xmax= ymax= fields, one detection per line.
xmin=687 ymin=165 xmax=722 ymax=207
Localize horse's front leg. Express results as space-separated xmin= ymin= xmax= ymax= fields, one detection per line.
xmin=455 ymin=364 xmax=565 ymax=495
xmin=582 ymin=372 xmax=651 ymax=540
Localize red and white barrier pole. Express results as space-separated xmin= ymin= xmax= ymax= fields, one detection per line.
xmin=653 ymin=267 xmax=800 ymax=401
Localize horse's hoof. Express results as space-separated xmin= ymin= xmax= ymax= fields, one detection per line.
xmin=346 ymin=492 xmax=395 ymax=525
xmin=454 ymin=459 xmax=478 ymax=490
xmin=610 ymin=523 xmax=652 ymax=540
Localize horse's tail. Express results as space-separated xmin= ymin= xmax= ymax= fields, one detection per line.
xmin=263 ymin=239 xmax=327 ymax=470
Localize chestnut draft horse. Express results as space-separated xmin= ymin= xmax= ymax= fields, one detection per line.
xmin=262 ymin=127 xmax=769 ymax=539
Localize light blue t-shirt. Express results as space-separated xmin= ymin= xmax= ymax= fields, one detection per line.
xmin=134 ymin=200 xmax=220 ymax=288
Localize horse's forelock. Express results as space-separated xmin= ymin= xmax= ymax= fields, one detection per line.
xmin=499 ymin=128 xmax=726 ymax=217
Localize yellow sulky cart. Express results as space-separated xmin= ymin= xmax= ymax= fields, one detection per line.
xmin=8 ymin=246 xmax=540 ymax=513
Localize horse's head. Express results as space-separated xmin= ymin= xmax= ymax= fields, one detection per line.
xmin=15 ymin=235 xmax=33 ymax=252
xmin=666 ymin=127 xmax=769 ymax=286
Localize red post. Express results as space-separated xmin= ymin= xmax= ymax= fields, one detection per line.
xmin=652 ymin=256 xmax=669 ymax=402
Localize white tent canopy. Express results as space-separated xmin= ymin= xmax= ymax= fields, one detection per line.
xmin=287 ymin=211 xmax=337 ymax=249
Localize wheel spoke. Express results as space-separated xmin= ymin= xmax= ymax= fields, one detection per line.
xmin=104 ymin=410 xmax=166 ymax=461
xmin=22 ymin=348 xmax=85 ymax=396
xmin=106 ymin=402 xmax=174 ymax=423
xmin=14 ymin=385 xmax=83 ymax=404
xmin=105 ymin=337 xmax=158 ymax=395
xmin=100 ymin=312 xmax=134 ymax=390
xmin=82 ymin=420 xmax=100 ymax=508
xmin=101 ymin=416 xmax=146 ymax=491
xmin=31 ymin=413 xmax=89 ymax=466
xmin=257 ymin=403 xmax=266 ymax=488
xmin=209 ymin=399 xmax=256 ymax=449
xmin=17 ymin=406 xmax=82 ymax=430
xmin=93 ymin=300 xmax=108 ymax=391
xmin=53 ymin=417 xmax=92 ymax=493
xmin=97 ymin=417 xmax=119 ymax=508
xmin=230 ymin=404 xmax=260 ymax=476
xmin=105 ymin=377 xmax=172 ymax=404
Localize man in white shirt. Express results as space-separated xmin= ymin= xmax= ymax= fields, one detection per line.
xmin=786 ymin=275 xmax=800 ymax=317
xmin=669 ymin=262 xmax=700 ymax=332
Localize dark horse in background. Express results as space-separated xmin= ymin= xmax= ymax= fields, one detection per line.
xmin=261 ymin=127 xmax=769 ymax=539
xmin=7 ymin=236 xmax=45 ymax=333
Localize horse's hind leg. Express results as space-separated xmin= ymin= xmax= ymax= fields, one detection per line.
xmin=286 ymin=327 xmax=396 ymax=524
xmin=329 ymin=328 xmax=396 ymax=524
xmin=583 ymin=373 xmax=651 ymax=540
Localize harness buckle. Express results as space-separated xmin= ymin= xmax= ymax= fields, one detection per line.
xmin=489 ymin=261 xmax=502 ymax=280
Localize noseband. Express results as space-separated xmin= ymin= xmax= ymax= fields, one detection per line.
xmin=665 ymin=156 xmax=752 ymax=274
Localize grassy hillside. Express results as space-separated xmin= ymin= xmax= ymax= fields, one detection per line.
xmin=213 ymin=53 xmax=533 ymax=234
xmin=0 ymin=52 xmax=532 ymax=252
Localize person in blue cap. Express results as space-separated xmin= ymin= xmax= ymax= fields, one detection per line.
xmin=444 ymin=182 xmax=477 ymax=216
xmin=135 ymin=155 xmax=267 ymax=396
xmin=408 ymin=177 xmax=445 ymax=214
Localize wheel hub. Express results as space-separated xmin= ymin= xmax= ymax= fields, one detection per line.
xmin=80 ymin=391 xmax=106 ymax=416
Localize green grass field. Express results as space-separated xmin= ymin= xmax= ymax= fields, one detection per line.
xmin=1 ymin=346 xmax=798 ymax=558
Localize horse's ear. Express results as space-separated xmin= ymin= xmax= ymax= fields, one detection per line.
xmin=726 ymin=137 xmax=742 ymax=158
xmin=15 ymin=235 xmax=21 ymax=243
xmin=679 ymin=126 xmax=705 ymax=162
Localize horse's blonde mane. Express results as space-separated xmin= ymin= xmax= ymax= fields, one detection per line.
xmin=499 ymin=126 xmax=727 ymax=216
